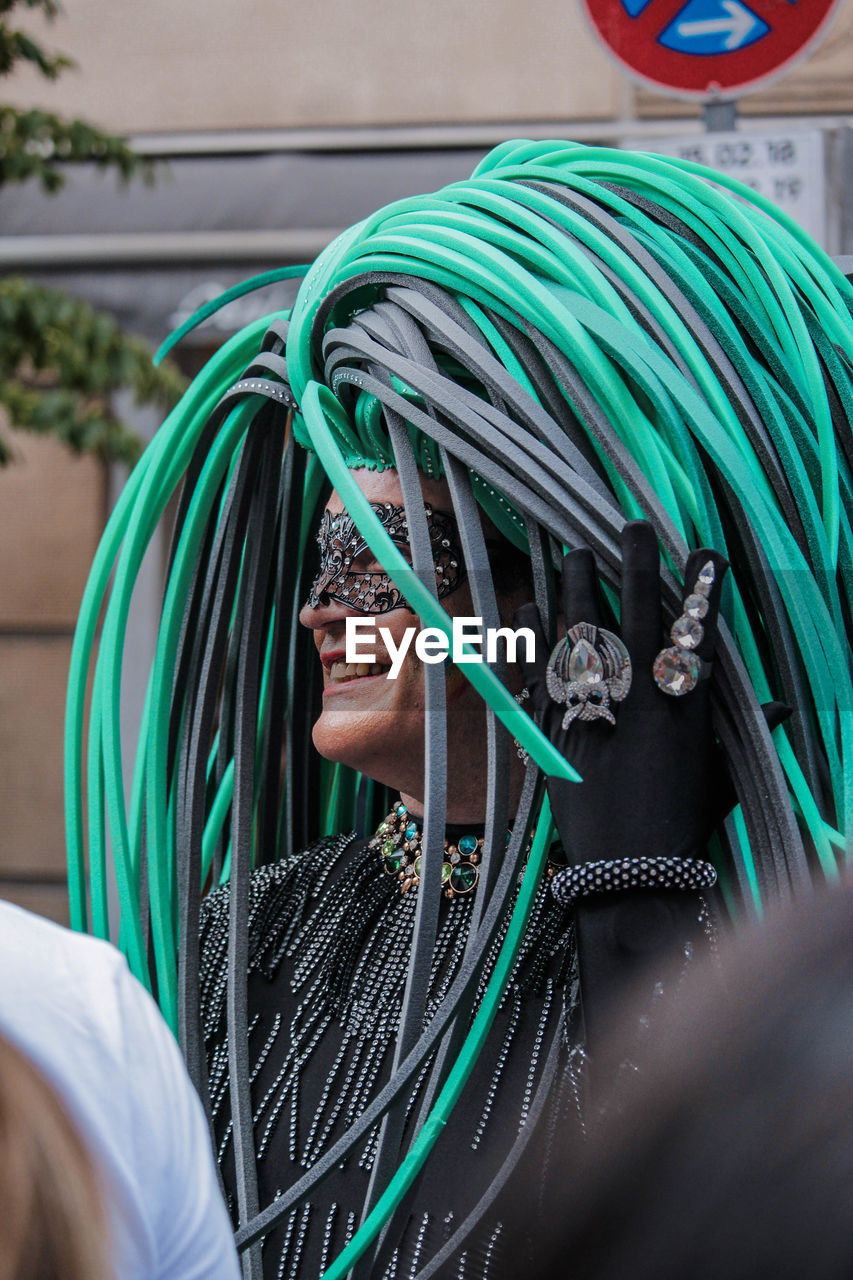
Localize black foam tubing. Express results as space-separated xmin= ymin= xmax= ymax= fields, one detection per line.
xmin=357 ymin=301 xmax=514 ymax=914
xmin=713 ymin=631 xmax=809 ymax=895
xmin=354 ymin=400 xmax=450 ymax=1245
xmin=714 ymin=474 xmax=827 ymax=812
xmin=349 ymin=302 xmax=519 ymax=1271
xmin=227 ymin=416 xmax=284 ymax=1279
xmin=324 ymin=321 xmax=611 ymax=526
xmin=167 ymin=401 xmax=244 ymax=788
xmin=323 ymin=332 xmax=624 ymax=574
xmin=177 ymin=422 xmax=271 ymax=1091
xmin=363 ymin=402 xmax=517 ymax=1272
xmin=256 ymin=438 xmax=304 ymax=867
xmin=325 ymin=361 xmax=621 ymax=574
xmin=381 ymin=284 xmax=611 ymax=501
xmin=519 ymin=178 xmax=804 ymax=540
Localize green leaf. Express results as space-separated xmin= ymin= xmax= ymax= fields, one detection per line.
xmin=0 ymin=278 xmax=187 ymax=466
xmin=0 ymin=3 xmax=173 ymax=467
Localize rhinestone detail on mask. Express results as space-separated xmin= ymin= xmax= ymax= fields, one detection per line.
xmin=306 ymin=502 xmax=465 ymax=615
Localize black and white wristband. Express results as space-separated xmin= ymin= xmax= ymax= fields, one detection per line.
xmin=550 ymin=855 xmax=717 ymax=905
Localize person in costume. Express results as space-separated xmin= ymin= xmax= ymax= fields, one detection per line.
xmin=66 ymin=141 xmax=853 ymax=1279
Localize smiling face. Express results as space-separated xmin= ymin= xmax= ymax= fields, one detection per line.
xmin=298 ymin=468 xmax=529 ymax=822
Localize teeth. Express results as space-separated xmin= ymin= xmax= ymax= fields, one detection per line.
xmin=328 ymin=661 xmax=388 ymax=682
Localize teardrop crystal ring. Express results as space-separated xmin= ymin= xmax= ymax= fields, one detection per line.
xmin=546 ymin=622 xmax=632 ymax=729
xmin=653 ymin=558 xmax=715 ymax=697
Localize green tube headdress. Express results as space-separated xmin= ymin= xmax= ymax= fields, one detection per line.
xmin=66 ymin=140 xmax=853 ymax=1273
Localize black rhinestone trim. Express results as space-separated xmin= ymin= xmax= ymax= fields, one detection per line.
xmin=550 ymin=855 xmax=717 ymax=905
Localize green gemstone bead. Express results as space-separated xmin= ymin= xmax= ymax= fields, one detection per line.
xmin=414 ymin=856 xmax=422 ymax=878
xmin=382 ymin=838 xmax=396 ymax=857
xmin=440 ymin=862 xmax=452 ymax=884
xmin=458 ymin=834 xmax=478 ymax=856
xmin=383 ymin=852 xmax=404 ymax=874
xmin=449 ymin=863 xmax=478 ymax=893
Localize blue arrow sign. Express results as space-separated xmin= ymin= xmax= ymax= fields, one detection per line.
xmin=660 ymin=0 xmax=769 ymax=54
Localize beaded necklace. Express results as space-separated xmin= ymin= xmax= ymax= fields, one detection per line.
xmin=369 ymin=801 xmax=484 ymax=898
xmin=369 ymin=801 xmax=565 ymax=899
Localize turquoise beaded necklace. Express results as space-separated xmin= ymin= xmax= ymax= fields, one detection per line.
xmin=369 ymin=801 xmax=483 ymax=898
xmin=369 ymin=800 xmax=559 ymax=899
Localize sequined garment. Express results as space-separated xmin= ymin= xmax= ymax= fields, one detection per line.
xmin=199 ymin=832 xmax=582 ymax=1279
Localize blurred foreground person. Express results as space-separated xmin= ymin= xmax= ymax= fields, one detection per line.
xmin=0 ymin=1031 xmax=112 ymax=1280
xmin=532 ymin=877 xmax=853 ymax=1280
xmin=0 ymin=900 xmax=240 ymax=1280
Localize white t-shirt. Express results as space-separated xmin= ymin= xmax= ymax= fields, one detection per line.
xmin=0 ymin=900 xmax=241 ymax=1280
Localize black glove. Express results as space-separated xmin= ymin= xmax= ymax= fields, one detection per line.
xmin=515 ymin=521 xmax=730 ymax=1066
xmin=516 ymin=521 xmax=729 ymax=869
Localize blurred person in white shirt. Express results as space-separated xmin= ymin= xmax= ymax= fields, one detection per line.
xmin=0 ymin=900 xmax=241 ymax=1280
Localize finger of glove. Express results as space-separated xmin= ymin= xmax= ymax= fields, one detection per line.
xmin=681 ymin=549 xmax=729 ymax=662
xmin=513 ymin=602 xmax=549 ymax=714
xmin=560 ymin=547 xmax=602 ymax=630
xmin=618 ymin=520 xmax=662 ymax=669
xmin=763 ymin=700 xmax=793 ymax=733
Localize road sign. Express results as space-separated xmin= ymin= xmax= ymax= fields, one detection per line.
xmin=623 ymin=129 xmax=826 ymax=243
xmin=582 ymin=0 xmax=841 ymax=98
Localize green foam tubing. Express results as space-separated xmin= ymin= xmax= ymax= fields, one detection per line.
xmin=153 ymin=265 xmax=311 ymax=366
xmin=144 ymin=399 xmax=260 ymax=1025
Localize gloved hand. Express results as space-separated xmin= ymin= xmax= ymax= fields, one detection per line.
xmin=515 ymin=521 xmax=733 ymax=1067
xmin=515 ymin=520 xmax=729 ymax=870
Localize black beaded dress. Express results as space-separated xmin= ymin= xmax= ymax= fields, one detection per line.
xmin=199 ymin=824 xmax=582 ymax=1280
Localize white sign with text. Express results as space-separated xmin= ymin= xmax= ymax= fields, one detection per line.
xmin=624 ymin=130 xmax=826 ymax=246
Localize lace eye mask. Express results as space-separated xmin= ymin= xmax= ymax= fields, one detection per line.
xmin=306 ymin=501 xmax=465 ymax=615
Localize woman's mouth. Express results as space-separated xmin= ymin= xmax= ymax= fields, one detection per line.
xmin=327 ymin=660 xmax=390 ymax=684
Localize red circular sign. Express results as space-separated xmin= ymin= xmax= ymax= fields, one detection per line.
xmin=582 ymin=0 xmax=840 ymax=98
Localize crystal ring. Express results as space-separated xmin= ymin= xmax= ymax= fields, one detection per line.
xmin=653 ymin=558 xmax=715 ymax=697
xmin=546 ymin=621 xmax=632 ymax=729
xmin=652 ymin=647 xmax=712 ymax=697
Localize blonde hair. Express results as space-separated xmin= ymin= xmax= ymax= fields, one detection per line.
xmin=0 ymin=1033 xmax=112 ymax=1280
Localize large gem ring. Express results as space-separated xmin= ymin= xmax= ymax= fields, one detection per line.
xmin=545 ymin=622 xmax=632 ymax=730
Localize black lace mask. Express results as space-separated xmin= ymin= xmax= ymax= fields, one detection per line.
xmin=306 ymin=502 xmax=465 ymax=615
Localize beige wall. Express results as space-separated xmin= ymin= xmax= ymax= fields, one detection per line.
xmin=3 ymin=0 xmax=853 ymax=134
xmin=1 ymin=0 xmax=624 ymax=133
xmin=0 ymin=429 xmax=106 ymax=923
